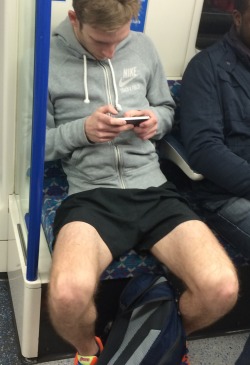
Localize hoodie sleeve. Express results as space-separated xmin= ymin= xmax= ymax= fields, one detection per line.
xmin=145 ymin=39 xmax=175 ymax=140
xmin=45 ymin=94 xmax=91 ymax=161
xmin=148 ymin=66 xmax=175 ymax=140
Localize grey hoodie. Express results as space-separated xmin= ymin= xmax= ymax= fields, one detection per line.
xmin=46 ymin=17 xmax=175 ymax=195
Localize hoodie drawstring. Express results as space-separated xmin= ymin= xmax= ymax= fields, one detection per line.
xmin=82 ymin=55 xmax=122 ymax=111
xmin=108 ymin=59 xmax=122 ymax=112
xmin=83 ymin=55 xmax=90 ymax=104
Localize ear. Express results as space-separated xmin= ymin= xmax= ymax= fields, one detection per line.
xmin=232 ymin=9 xmax=242 ymax=29
xmin=68 ymin=10 xmax=78 ymax=28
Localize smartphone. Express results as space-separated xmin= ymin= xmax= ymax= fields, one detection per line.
xmin=118 ymin=116 xmax=150 ymax=126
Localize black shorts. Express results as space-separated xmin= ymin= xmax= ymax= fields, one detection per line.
xmin=53 ymin=182 xmax=200 ymax=258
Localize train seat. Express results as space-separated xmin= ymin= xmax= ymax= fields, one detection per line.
xmin=39 ymin=80 xmax=250 ymax=361
xmin=42 ymin=160 xmax=165 ymax=281
xmin=41 ymin=79 xmax=203 ymax=284
xmin=41 ymin=0 xmax=205 ymax=283
xmin=42 ymin=78 xmax=250 ymax=281
xmin=38 ymin=1 xmax=250 ymax=356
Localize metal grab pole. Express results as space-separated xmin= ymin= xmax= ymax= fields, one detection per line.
xmin=26 ymin=0 xmax=52 ymax=281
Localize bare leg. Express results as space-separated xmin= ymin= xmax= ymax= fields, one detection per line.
xmin=48 ymin=222 xmax=113 ymax=355
xmin=150 ymin=220 xmax=239 ymax=335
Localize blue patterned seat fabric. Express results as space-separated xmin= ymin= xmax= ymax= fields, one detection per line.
xmin=42 ymin=80 xmax=249 ymax=282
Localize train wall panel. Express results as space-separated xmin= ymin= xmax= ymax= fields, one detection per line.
xmin=0 ymin=1 xmax=18 ymax=241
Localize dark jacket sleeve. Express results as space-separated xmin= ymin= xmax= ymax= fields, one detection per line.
xmin=180 ymin=51 xmax=250 ymax=199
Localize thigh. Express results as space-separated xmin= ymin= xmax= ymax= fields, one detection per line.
xmin=135 ymin=182 xmax=201 ymax=252
xmin=50 ymin=221 xmax=113 ymax=286
xmin=150 ymin=220 xmax=235 ymax=292
xmin=52 ymin=189 xmax=140 ymax=258
xmin=204 ymin=197 xmax=250 ymax=259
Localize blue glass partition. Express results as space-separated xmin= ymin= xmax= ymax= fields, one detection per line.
xmin=26 ymin=0 xmax=52 ymax=281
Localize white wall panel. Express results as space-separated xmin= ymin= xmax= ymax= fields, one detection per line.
xmin=145 ymin=0 xmax=203 ymax=78
xmin=0 ymin=0 xmax=18 ymax=244
xmin=51 ymin=0 xmax=73 ymax=31
xmin=14 ymin=0 xmax=36 ymax=218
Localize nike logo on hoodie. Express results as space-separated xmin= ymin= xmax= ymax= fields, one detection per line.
xmin=119 ymin=67 xmax=138 ymax=88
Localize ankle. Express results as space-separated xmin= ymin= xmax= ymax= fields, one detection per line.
xmin=78 ymin=336 xmax=103 ymax=357
xmin=78 ymin=343 xmax=98 ymax=358
xmin=75 ymin=337 xmax=103 ymax=365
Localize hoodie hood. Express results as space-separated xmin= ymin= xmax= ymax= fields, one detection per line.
xmin=53 ymin=17 xmax=123 ymax=109
xmin=53 ymin=17 xmax=92 ymax=59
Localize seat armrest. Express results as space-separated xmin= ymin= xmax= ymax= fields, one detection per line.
xmin=159 ymin=134 xmax=204 ymax=181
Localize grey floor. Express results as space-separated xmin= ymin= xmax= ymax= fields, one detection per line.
xmin=1 ymin=278 xmax=249 ymax=365
xmin=39 ymin=333 xmax=249 ymax=365
xmin=188 ymin=333 xmax=249 ymax=365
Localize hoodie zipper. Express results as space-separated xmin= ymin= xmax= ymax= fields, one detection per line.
xmin=113 ymin=142 xmax=126 ymax=189
xmin=99 ymin=61 xmax=126 ymax=189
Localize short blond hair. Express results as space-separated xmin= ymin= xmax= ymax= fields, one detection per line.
xmin=72 ymin=0 xmax=141 ymax=29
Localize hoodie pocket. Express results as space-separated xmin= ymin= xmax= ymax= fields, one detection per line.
xmin=69 ymin=144 xmax=117 ymax=183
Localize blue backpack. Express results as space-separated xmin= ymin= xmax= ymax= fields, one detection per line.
xmin=98 ymin=273 xmax=186 ymax=365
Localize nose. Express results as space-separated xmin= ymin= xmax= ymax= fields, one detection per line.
xmin=101 ymin=45 xmax=116 ymax=59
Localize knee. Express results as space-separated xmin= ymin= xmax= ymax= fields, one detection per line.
xmin=48 ymin=272 xmax=97 ymax=315
xmin=202 ymin=267 xmax=239 ymax=315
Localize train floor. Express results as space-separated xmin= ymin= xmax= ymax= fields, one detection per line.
xmin=1 ymin=276 xmax=249 ymax=365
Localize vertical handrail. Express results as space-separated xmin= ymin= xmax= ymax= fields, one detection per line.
xmin=26 ymin=0 xmax=52 ymax=281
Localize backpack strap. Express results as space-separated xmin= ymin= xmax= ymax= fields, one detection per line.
xmin=120 ymin=274 xmax=172 ymax=311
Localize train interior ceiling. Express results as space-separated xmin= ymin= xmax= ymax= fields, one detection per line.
xmin=0 ymin=0 xmax=250 ymax=364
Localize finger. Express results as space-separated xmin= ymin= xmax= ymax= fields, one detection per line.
xmin=110 ymin=117 xmax=127 ymax=126
xmin=141 ymin=130 xmax=157 ymax=140
xmin=95 ymin=131 xmax=119 ymax=142
xmin=98 ymin=104 xmax=119 ymax=116
xmin=98 ymin=123 xmax=134 ymax=137
xmin=123 ymin=110 xmax=145 ymax=117
xmin=135 ymin=126 xmax=157 ymax=139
